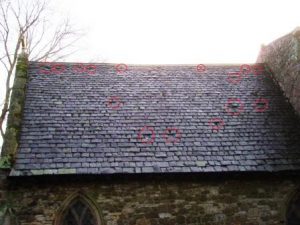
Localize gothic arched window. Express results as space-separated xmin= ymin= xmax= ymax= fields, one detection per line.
xmin=287 ymin=192 xmax=300 ymax=225
xmin=59 ymin=197 xmax=99 ymax=225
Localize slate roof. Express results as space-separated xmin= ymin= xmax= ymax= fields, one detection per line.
xmin=10 ymin=62 xmax=300 ymax=176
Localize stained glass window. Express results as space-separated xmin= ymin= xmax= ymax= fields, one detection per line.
xmin=62 ymin=198 xmax=97 ymax=225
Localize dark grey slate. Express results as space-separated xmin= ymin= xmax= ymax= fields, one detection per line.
xmin=9 ymin=62 xmax=300 ymax=176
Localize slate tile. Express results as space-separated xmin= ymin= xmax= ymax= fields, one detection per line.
xmin=10 ymin=62 xmax=300 ymax=176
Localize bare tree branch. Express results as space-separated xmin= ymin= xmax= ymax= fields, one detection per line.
xmin=0 ymin=2 xmax=12 ymax=66
xmin=0 ymin=0 xmax=82 ymax=140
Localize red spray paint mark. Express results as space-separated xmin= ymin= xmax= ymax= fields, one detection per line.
xmin=225 ymin=98 xmax=244 ymax=116
xmin=196 ymin=64 xmax=206 ymax=72
xmin=253 ymin=98 xmax=269 ymax=112
xmin=115 ymin=63 xmax=128 ymax=74
xmin=107 ymin=96 xmax=123 ymax=110
xmin=51 ymin=64 xmax=66 ymax=74
xmin=39 ymin=63 xmax=65 ymax=74
xmin=239 ymin=64 xmax=266 ymax=76
xmin=208 ymin=118 xmax=225 ymax=131
xmin=72 ymin=64 xmax=97 ymax=75
xmin=72 ymin=64 xmax=86 ymax=73
xmin=240 ymin=64 xmax=252 ymax=75
xmin=137 ymin=126 xmax=156 ymax=144
xmin=85 ymin=65 xmax=97 ymax=75
xmin=39 ymin=63 xmax=52 ymax=74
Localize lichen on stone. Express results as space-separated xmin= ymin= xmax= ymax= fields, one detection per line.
xmin=0 ymin=156 xmax=12 ymax=169
xmin=1 ymin=53 xmax=28 ymax=166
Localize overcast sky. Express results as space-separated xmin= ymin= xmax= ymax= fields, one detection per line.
xmin=0 ymin=0 xmax=300 ymax=148
xmin=51 ymin=0 xmax=300 ymax=64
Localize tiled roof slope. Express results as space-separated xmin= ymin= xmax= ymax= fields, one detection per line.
xmin=10 ymin=62 xmax=300 ymax=176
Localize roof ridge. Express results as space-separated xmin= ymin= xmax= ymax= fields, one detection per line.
xmin=29 ymin=61 xmax=264 ymax=67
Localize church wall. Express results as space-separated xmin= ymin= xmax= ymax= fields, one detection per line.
xmin=3 ymin=174 xmax=300 ymax=225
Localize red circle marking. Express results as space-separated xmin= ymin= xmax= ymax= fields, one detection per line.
xmin=162 ymin=127 xmax=181 ymax=144
xmin=107 ymin=96 xmax=122 ymax=110
xmin=51 ymin=64 xmax=66 ymax=74
xmin=240 ymin=64 xmax=252 ymax=75
xmin=86 ymin=64 xmax=97 ymax=75
xmin=196 ymin=64 xmax=206 ymax=72
xmin=225 ymin=98 xmax=244 ymax=116
xmin=115 ymin=63 xmax=128 ymax=74
xmin=72 ymin=63 xmax=86 ymax=73
xmin=39 ymin=63 xmax=51 ymax=74
xmin=227 ymin=71 xmax=242 ymax=84
xmin=253 ymin=98 xmax=269 ymax=112
xmin=137 ymin=126 xmax=156 ymax=144
xmin=208 ymin=118 xmax=225 ymax=131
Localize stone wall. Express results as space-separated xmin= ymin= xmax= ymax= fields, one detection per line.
xmin=257 ymin=27 xmax=300 ymax=116
xmin=0 ymin=169 xmax=8 ymax=215
xmin=3 ymin=174 xmax=300 ymax=225
xmin=1 ymin=53 xmax=28 ymax=162
xmin=0 ymin=169 xmax=17 ymax=225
